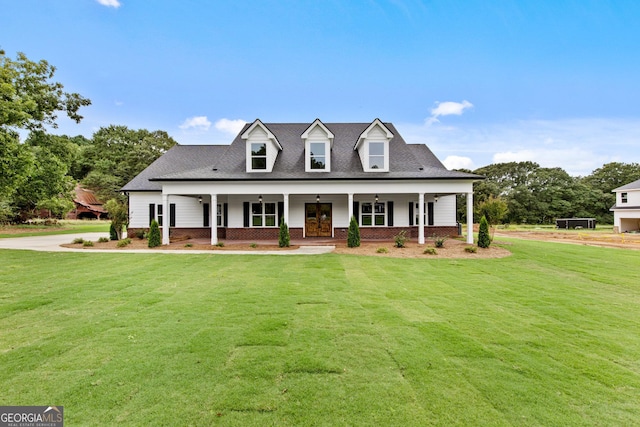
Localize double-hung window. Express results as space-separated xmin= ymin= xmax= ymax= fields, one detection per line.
xmin=251 ymin=143 xmax=267 ymax=170
xmin=361 ymin=202 xmax=386 ymax=226
xmin=369 ymin=142 xmax=385 ymax=169
xmin=251 ymin=202 xmax=277 ymax=227
xmin=622 ymin=192 xmax=628 ymax=203
xmin=309 ymin=142 xmax=326 ymax=170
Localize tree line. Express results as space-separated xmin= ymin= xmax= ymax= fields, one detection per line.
xmin=457 ymin=161 xmax=640 ymax=225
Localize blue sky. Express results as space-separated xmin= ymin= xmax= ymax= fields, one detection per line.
xmin=2 ymin=0 xmax=640 ymax=175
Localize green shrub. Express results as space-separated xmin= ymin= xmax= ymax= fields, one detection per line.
xmin=135 ymin=229 xmax=146 ymax=239
xmin=376 ymin=247 xmax=388 ymax=253
xmin=82 ymin=240 xmax=94 ymax=247
xmin=250 ymin=243 xmax=258 ymax=248
xmin=148 ymin=219 xmax=161 ymax=248
xmin=464 ymin=246 xmax=478 ymax=253
xmin=478 ymin=215 xmax=491 ymax=248
xmin=97 ymin=237 xmax=109 ymax=243
xmin=278 ymin=217 xmax=290 ymax=247
xmin=423 ymin=248 xmax=437 ymax=255
xmin=434 ymin=236 xmax=446 ymax=248
xmin=184 ymin=243 xmax=193 ymax=248
xmin=116 ymin=238 xmax=131 ymax=248
xmin=72 ymin=237 xmax=84 ymax=244
xmin=347 ymin=216 xmax=360 ymax=248
xmin=394 ymin=230 xmax=408 ymax=248
xmin=215 ymin=242 xmax=225 ymax=247
xmin=109 ymin=223 xmax=118 ymax=241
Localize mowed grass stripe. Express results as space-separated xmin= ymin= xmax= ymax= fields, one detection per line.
xmin=0 ymin=240 xmax=639 ymax=425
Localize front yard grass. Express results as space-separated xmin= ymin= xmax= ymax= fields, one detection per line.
xmin=1 ymin=240 xmax=639 ymax=425
xmin=0 ymin=220 xmax=110 ymax=238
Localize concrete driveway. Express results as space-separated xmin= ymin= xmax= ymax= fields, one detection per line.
xmin=0 ymin=233 xmax=335 ymax=255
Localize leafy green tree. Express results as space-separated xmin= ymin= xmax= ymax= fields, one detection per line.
xmin=0 ymin=50 xmax=91 ymax=132
xmin=347 ymin=215 xmax=360 ymax=248
xmin=104 ymin=198 xmax=128 ymax=240
xmin=0 ymin=130 xmax=33 ymax=201
xmin=278 ymin=217 xmax=290 ymax=247
xmin=478 ymin=215 xmax=491 ymax=248
xmin=581 ymin=162 xmax=640 ymax=223
xmin=148 ymin=219 xmax=161 ymax=248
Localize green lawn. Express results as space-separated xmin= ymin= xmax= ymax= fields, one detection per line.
xmin=0 ymin=220 xmax=110 ymax=238
xmin=1 ymin=241 xmax=638 ymax=426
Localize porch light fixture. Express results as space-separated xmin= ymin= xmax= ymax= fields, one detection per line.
xmin=375 ymin=194 xmax=379 ymax=202
xmin=198 ymin=195 xmax=202 ymax=204
xmin=316 ymin=195 xmax=320 ymax=203
xmin=258 ymin=195 xmax=263 ymax=204
xmin=434 ymin=194 xmax=439 ymax=203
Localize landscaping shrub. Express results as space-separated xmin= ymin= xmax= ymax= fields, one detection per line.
xmin=423 ymin=248 xmax=437 ymax=255
xmin=135 ymin=229 xmax=146 ymax=239
xmin=434 ymin=236 xmax=446 ymax=248
xmin=109 ymin=223 xmax=118 ymax=241
xmin=347 ymin=215 xmax=360 ymax=248
xmin=72 ymin=237 xmax=84 ymax=244
xmin=148 ymin=219 xmax=161 ymax=248
xmin=116 ymin=238 xmax=131 ymax=248
xmin=465 ymin=246 xmax=478 ymax=253
xmin=250 ymin=243 xmax=258 ymax=248
xmin=82 ymin=240 xmax=94 ymax=247
xmin=279 ymin=217 xmax=290 ymax=247
xmin=376 ymin=247 xmax=388 ymax=253
xmin=97 ymin=237 xmax=109 ymax=243
xmin=394 ymin=230 xmax=408 ymax=248
xmin=478 ymin=215 xmax=491 ymax=248
xmin=184 ymin=243 xmax=193 ymax=248
xmin=215 ymin=242 xmax=225 ymax=247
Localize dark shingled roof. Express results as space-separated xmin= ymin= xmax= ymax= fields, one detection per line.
xmin=613 ymin=178 xmax=640 ymax=192
xmin=123 ymin=122 xmax=482 ymax=191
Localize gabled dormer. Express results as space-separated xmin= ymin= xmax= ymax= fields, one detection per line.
xmin=242 ymin=119 xmax=283 ymax=173
xmin=354 ymin=119 xmax=393 ymax=172
xmin=301 ymin=119 xmax=334 ymax=172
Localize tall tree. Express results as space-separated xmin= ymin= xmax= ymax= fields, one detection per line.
xmin=581 ymin=162 xmax=640 ymax=223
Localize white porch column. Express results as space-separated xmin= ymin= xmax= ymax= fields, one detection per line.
xmin=418 ymin=193 xmax=425 ymax=244
xmin=283 ymin=193 xmax=289 ymax=225
xmin=162 ymin=193 xmax=170 ymax=245
xmin=466 ymin=191 xmax=474 ymax=244
xmin=210 ymin=193 xmax=218 ymax=245
xmin=348 ymin=193 xmax=354 ymax=221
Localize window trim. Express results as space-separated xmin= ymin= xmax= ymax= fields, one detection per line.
xmin=309 ymin=141 xmax=327 ymax=171
xmin=360 ymin=201 xmax=387 ymax=227
xmin=621 ymin=192 xmax=628 ymax=203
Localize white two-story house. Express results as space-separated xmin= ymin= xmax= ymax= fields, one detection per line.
xmin=611 ymin=178 xmax=640 ymax=233
xmin=122 ymin=119 xmax=483 ymax=245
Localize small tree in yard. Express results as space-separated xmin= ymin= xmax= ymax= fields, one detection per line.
xmin=278 ymin=217 xmax=290 ymax=247
xmin=109 ymin=223 xmax=118 ymax=241
xmin=478 ymin=215 xmax=491 ymax=248
xmin=347 ymin=215 xmax=360 ymax=248
xmin=148 ymin=219 xmax=161 ymax=248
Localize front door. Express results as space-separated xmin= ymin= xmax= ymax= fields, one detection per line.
xmin=305 ymin=203 xmax=332 ymax=237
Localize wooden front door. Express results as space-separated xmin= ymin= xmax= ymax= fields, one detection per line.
xmin=305 ymin=203 xmax=332 ymax=237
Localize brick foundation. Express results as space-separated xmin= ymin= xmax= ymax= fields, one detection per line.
xmin=128 ymin=226 xmax=460 ymax=241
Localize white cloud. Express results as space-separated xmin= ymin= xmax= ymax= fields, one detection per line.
xmin=443 ymin=155 xmax=475 ymax=170
xmin=179 ymin=116 xmax=211 ymax=131
xmin=215 ymin=118 xmax=247 ymax=135
xmin=426 ymin=100 xmax=473 ymax=125
xmin=96 ymin=0 xmax=121 ymax=8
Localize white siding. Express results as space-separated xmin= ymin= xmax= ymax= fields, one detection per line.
xmin=128 ymin=192 xmax=161 ymax=228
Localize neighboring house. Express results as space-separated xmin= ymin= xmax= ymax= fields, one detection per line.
xmin=67 ymin=184 xmax=108 ymax=220
xmin=122 ymin=119 xmax=483 ymax=245
xmin=611 ymin=178 xmax=640 ymax=232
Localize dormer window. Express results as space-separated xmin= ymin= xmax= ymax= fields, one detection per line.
xmin=242 ymin=119 xmax=282 ymax=173
xmin=369 ymin=142 xmax=385 ymax=169
xmin=251 ymin=143 xmax=267 ymax=170
xmin=302 ymin=119 xmax=333 ymax=172
xmin=310 ymin=142 xmax=327 ymax=170
xmin=354 ymin=119 xmax=393 ymax=172
xmin=621 ymin=192 xmax=628 ymax=203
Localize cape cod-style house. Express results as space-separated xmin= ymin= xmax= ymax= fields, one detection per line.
xmin=122 ymin=119 xmax=483 ymax=245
